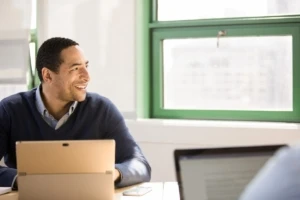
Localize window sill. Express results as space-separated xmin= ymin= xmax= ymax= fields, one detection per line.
xmin=125 ymin=118 xmax=300 ymax=130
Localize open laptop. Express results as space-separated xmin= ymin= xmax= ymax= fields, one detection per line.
xmin=174 ymin=145 xmax=284 ymax=200
xmin=16 ymin=140 xmax=115 ymax=200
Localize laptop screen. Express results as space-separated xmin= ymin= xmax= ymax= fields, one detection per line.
xmin=174 ymin=145 xmax=284 ymax=200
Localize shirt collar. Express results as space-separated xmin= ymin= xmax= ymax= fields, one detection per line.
xmin=36 ymin=85 xmax=78 ymax=117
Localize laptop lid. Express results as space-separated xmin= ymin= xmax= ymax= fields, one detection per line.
xmin=174 ymin=145 xmax=284 ymax=200
xmin=16 ymin=140 xmax=115 ymax=200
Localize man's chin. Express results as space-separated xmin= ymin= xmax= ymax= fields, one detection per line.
xmin=75 ymin=94 xmax=87 ymax=102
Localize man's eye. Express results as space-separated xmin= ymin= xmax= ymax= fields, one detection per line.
xmin=72 ymin=67 xmax=79 ymax=71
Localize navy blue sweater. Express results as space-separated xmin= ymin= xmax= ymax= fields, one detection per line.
xmin=0 ymin=88 xmax=151 ymax=187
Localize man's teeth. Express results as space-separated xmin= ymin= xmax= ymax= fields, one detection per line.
xmin=76 ymin=86 xmax=85 ymax=89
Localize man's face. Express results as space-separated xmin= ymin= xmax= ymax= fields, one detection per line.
xmin=51 ymin=45 xmax=90 ymax=102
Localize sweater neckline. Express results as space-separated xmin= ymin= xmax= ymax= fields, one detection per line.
xmin=28 ymin=89 xmax=80 ymax=133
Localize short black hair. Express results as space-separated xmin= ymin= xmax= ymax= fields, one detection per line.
xmin=36 ymin=37 xmax=79 ymax=82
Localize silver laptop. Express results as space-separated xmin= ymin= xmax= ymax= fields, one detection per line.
xmin=174 ymin=145 xmax=284 ymax=200
xmin=16 ymin=140 xmax=115 ymax=200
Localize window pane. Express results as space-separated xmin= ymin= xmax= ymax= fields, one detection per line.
xmin=0 ymin=84 xmax=27 ymax=100
xmin=158 ymin=0 xmax=300 ymax=21
xmin=163 ymin=36 xmax=293 ymax=111
xmin=31 ymin=0 xmax=37 ymax=29
xmin=1 ymin=0 xmax=32 ymax=29
xmin=0 ymin=40 xmax=28 ymax=84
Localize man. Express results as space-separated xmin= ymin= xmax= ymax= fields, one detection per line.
xmin=239 ymin=145 xmax=300 ymax=200
xmin=0 ymin=37 xmax=151 ymax=188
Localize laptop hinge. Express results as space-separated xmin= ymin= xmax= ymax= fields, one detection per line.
xmin=18 ymin=172 xmax=27 ymax=176
xmin=18 ymin=172 xmax=112 ymax=176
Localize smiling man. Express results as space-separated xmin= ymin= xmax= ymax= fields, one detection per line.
xmin=0 ymin=37 xmax=151 ymax=189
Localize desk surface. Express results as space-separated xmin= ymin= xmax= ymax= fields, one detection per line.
xmin=0 ymin=182 xmax=179 ymax=200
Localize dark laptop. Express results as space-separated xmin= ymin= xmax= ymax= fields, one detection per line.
xmin=174 ymin=145 xmax=284 ymax=200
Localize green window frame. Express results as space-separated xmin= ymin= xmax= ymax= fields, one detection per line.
xmin=28 ymin=0 xmax=39 ymax=89
xmin=28 ymin=29 xmax=38 ymax=89
xmin=138 ymin=0 xmax=300 ymax=122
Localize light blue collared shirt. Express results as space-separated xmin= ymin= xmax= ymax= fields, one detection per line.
xmin=35 ymin=85 xmax=78 ymax=129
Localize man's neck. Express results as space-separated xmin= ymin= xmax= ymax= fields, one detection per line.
xmin=40 ymin=85 xmax=72 ymax=120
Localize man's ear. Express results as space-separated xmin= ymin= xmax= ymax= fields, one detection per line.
xmin=41 ymin=68 xmax=52 ymax=83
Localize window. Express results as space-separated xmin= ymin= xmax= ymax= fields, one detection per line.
xmin=28 ymin=0 xmax=39 ymax=89
xmin=139 ymin=0 xmax=300 ymax=122
xmin=0 ymin=0 xmax=36 ymax=100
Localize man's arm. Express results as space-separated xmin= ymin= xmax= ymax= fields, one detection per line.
xmin=103 ymin=100 xmax=151 ymax=188
xmin=0 ymin=103 xmax=17 ymax=187
xmin=239 ymin=146 xmax=300 ymax=200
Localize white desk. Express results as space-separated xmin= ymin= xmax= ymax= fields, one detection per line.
xmin=0 ymin=182 xmax=180 ymax=200
xmin=163 ymin=182 xmax=180 ymax=200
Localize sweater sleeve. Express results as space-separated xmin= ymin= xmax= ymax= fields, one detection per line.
xmin=0 ymin=103 xmax=17 ymax=187
xmin=239 ymin=146 xmax=300 ymax=200
xmin=103 ymin=100 xmax=151 ymax=188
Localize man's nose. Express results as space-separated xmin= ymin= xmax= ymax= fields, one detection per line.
xmin=80 ymin=67 xmax=90 ymax=82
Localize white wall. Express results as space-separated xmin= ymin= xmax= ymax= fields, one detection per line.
xmin=37 ymin=0 xmax=300 ymax=182
xmin=128 ymin=120 xmax=300 ymax=181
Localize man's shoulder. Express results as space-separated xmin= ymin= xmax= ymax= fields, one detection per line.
xmin=0 ymin=89 xmax=36 ymax=108
xmin=83 ymin=92 xmax=119 ymax=116
xmin=86 ymin=92 xmax=112 ymax=105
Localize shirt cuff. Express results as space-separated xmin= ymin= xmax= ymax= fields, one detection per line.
xmin=115 ymin=166 xmax=123 ymax=184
